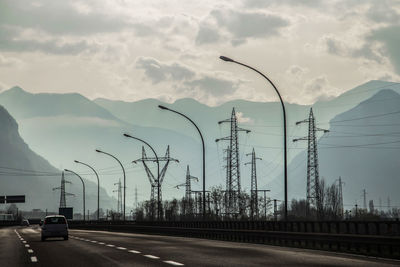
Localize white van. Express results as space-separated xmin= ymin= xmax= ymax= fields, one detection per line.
xmin=41 ymin=215 xmax=68 ymax=241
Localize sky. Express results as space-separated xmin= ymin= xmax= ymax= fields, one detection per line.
xmin=0 ymin=0 xmax=399 ymax=106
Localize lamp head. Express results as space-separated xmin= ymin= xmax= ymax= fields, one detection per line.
xmin=74 ymin=160 xmax=80 ymax=163
xmin=95 ymin=149 xmax=102 ymax=153
xmin=158 ymin=105 xmax=168 ymax=110
xmin=219 ymin=56 xmax=234 ymax=62
xmin=64 ymin=168 xmax=70 ymax=172
xmin=123 ymin=133 xmax=131 ymax=138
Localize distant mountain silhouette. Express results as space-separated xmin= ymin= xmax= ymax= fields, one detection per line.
xmin=0 ymin=80 xmax=399 ymax=207
xmin=0 ymin=86 xmax=118 ymax=120
xmin=0 ymin=105 xmax=117 ymax=212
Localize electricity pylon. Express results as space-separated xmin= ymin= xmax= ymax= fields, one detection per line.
xmin=293 ymin=108 xmax=329 ymax=218
xmin=245 ymin=148 xmax=262 ymax=219
xmin=113 ymin=179 xmax=122 ymax=216
xmin=53 ymin=171 xmax=74 ymax=208
xmin=216 ymin=108 xmax=250 ymax=217
xmin=133 ymin=145 xmax=178 ymax=219
xmin=174 ymin=165 xmax=198 ymax=216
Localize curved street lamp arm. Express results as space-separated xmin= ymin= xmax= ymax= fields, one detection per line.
xmin=96 ymin=149 xmax=127 ymax=221
xmin=64 ymin=169 xmax=86 ymax=221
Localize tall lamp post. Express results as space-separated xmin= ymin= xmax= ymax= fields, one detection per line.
xmin=95 ymin=149 xmax=126 ymax=221
xmin=219 ymin=55 xmax=288 ymax=221
xmin=74 ymin=160 xmax=100 ymax=220
xmin=158 ymin=105 xmax=207 ymax=219
xmin=64 ymin=169 xmax=86 ymax=221
xmin=123 ymin=133 xmax=161 ymax=220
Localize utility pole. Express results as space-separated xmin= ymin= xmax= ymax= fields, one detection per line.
xmin=216 ymin=108 xmax=250 ymax=218
xmin=245 ymin=148 xmax=262 ymax=219
xmin=355 ymin=204 xmax=358 ymax=218
xmin=135 ymin=186 xmax=138 ymax=209
xmin=293 ymin=108 xmax=329 ymax=218
xmin=133 ymin=145 xmax=178 ymax=220
xmin=363 ymin=189 xmax=367 ymax=210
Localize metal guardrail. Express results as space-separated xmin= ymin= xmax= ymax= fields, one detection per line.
xmin=69 ymin=220 xmax=400 ymax=236
xmin=69 ymin=220 xmax=400 ymax=259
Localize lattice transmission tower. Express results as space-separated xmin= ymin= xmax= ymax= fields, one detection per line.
xmin=245 ymin=148 xmax=262 ymax=219
xmin=216 ymin=108 xmax=250 ymax=217
xmin=113 ymin=179 xmax=122 ymax=215
xmin=174 ymin=165 xmax=198 ymax=216
xmin=133 ymin=145 xmax=178 ymax=219
xmin=53 ymin=171 xmax=74 ymax=208
xmin=293 ymin=108 xmax=329 ymax=217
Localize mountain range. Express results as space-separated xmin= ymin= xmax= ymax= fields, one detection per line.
xmin=0 ymin=80 xmax=399 ymax=211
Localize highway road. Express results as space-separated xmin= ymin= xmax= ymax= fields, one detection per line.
xmin=1 ymin=226 xmax=399 ymax=266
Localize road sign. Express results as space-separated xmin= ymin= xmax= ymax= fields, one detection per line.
xmin=5 ymin=195 xmax=25 ymax=203
xmin=0 ymin=196 xmax=5 ymax=204
xmin=59 ymin=207 xmax=73 ymax=220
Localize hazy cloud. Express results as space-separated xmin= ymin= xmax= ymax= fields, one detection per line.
xmin=366 ymin=1 xmax=400 ymax=24
xmin=136 ymin=57 xmax=195 ymax=84
xmin=195 ymin=24 xmax=221 ymax=45
xmin=244 ymin=0 xmax=323 ymax=8
xmin=196 ymin=8 xmax=289 ymax=45
xmin=211 ymin=9 xmax=289 ymax=39
xmin=369 ymin=25 xmax=400 ymax=74
xmin=184 ymin=76 xmax=239 ymax=97
xmin=0 ymin=0 xmax=129 ymax=36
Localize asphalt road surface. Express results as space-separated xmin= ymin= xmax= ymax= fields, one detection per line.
xmin=1 ymin=226 xmax=399 ymax=266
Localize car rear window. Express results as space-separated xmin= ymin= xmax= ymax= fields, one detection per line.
xmin=45 ymin=217 xmax=66 ymax=224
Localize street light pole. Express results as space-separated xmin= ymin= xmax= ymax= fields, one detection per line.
xmin=219 ymin=55 xmax=288 ymax=221
xmin=158 ymin=105 xmax=207 ymax=219
xmin=95 ymin=149 xmax=126 ymax=221
xmin=74 ymin=160 xmax=100 ymax=220
xmin=123 ymin=133 xmax=161 ymax=220
xmin=64 ymin=169 xmax=86 ymax=221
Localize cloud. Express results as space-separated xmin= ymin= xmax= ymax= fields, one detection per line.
xmin=183 ymin=76 xmax=239 ymax=97
xmin=0 ymin=0 xmax=129 ymax=36
xmin=195 ymin=24 xmax=221 ymax=45
xmin=366 ymin=1 xmax=400 ymax=23
xmin=304 ymin=75 xmax=337 ymax=102
xmin=135 ymin=57 xmax=195 ymax=84
xmin=321 ymin=35 xmax=384 ymax=63
xmin=196 ymin=8 xmax=289 ymax=45
xmin=236 ymin=111 xmax=254 ymax=124
xmin=369 ymin=25 xmax=400 ymax=74
xmin=0 ymin=54 xmax=23 ymax=67
xmin=0 ymin=28 xmax=93 ymax=54
xmin=244 ymin=0 xmax=323 ymax=8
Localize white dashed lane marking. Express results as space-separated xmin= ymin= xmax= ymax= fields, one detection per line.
xmin=25 ymin=244 xmax=30 ymax=248
xmin=144 ymin=255 xmax=160 ymax=259
xmin=71 ymin=234 xmax=185 ymax=266
xmin=30 ymin=256 xmax=38 ymax=263
xmin=28 ymin=249 xmax=34 ymax=254
xmin=164 ymin=260 xmax=184 ymax=266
